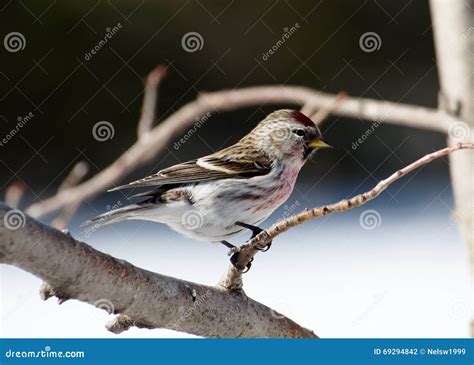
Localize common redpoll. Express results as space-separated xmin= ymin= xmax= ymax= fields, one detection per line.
xmin=88 ymin=109 xmax=330 ymax=246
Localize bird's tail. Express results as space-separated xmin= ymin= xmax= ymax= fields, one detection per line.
xmin=81 ymin=203 xmax=155 ymax=230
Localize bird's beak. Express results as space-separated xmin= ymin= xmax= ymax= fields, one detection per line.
xmin=308 ymin=138 xmax=332 ymax=149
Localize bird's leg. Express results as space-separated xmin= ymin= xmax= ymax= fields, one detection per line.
xmin=222 ymin=220 xmax=273 ymax=272
xmin=235 ymin=221 xmax=273 ymax=252
xmin=235 ymin=221 xmax=263 ymax=237
xmin=220 ymin=240 xmax=235 ymax=249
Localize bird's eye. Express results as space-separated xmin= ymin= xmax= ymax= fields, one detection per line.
xmin=293 ymin=129 xmax=306 ymax=137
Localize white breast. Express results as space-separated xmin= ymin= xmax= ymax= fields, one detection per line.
xmin=135 ymin=163 xmax=302 ymax=243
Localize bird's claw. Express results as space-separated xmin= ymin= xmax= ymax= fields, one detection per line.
xmin=256 ymin=241 xmax=272 ymax=252
xmin=235 ymin=221 xmax=272 ymax=252
xmin=223 ymin=241 xmax=252 ymax=272
xmin=225 ymin=222 xmax=270 ymax=273
xmin=230 ymin=252 xmax=253 ymax=273
xmin=242 ymin=258 xmax=253 ymax=273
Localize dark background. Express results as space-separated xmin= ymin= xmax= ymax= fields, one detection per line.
xmin=0 ymin=0 xmax=445 ymax=207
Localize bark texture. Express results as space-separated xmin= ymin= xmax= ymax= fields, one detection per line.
xmin=430 ymin=0 xmax=474 ymax=336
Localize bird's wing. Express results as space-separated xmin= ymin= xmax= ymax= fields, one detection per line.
xmin=108 ymin=147 xmax=272 ymax=192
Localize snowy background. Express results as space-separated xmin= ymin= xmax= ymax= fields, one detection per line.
xmin=2 ymin=178 xmax=471 ymax=338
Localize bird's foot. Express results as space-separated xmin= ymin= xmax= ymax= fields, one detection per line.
xmin=222 ymin=221 xmax=272 ymax=272
xmin=230 ymin=253 xmax=253 ymax=273
xmin=258 ymin=241 xmax=272 ymax=252
xmin=222 ymin=240 xmax=253 ymax=273
xmin=235 ymin=221 xmax=273 ymax=252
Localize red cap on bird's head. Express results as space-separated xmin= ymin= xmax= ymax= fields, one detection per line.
xmin=292 ymin=111 xmax=316 ymax=127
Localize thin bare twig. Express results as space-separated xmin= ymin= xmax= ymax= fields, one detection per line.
xmin=220 ymin=143 xmax=474 ymax=290
xmin=52 ymin=161 xmax=89 ymax=230
xmin=57 ymin=161 xmax=89 ymax=193
xmin=137 ymin=65 xmax=168 ymax=138
xmin=51 ymin=201 xmax=82 ymax=230
xmin=25 ymin=81 xmax=454 ymax=220
xmin=4 ymin=181 xmax=26 ymax=209
xmin=307 ymin=91 xmax=347 ymax=125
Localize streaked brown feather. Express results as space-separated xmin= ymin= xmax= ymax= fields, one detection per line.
xmin=109 ymin=144 xmax=272 ymax=192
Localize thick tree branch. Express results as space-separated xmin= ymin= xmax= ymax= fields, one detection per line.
xmin=0 ymin=204 xmax=316 ymax=338
xmin=25 ymin=77 xmax=454 ymax=219
xmin=430 ymin=0 xmax=474 ymax=337
xmin=220 ymin=143 xmax=474 ymax=290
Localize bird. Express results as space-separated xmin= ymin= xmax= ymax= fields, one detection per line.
xmin=86 ymin=109 xmax=331 ymax=255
